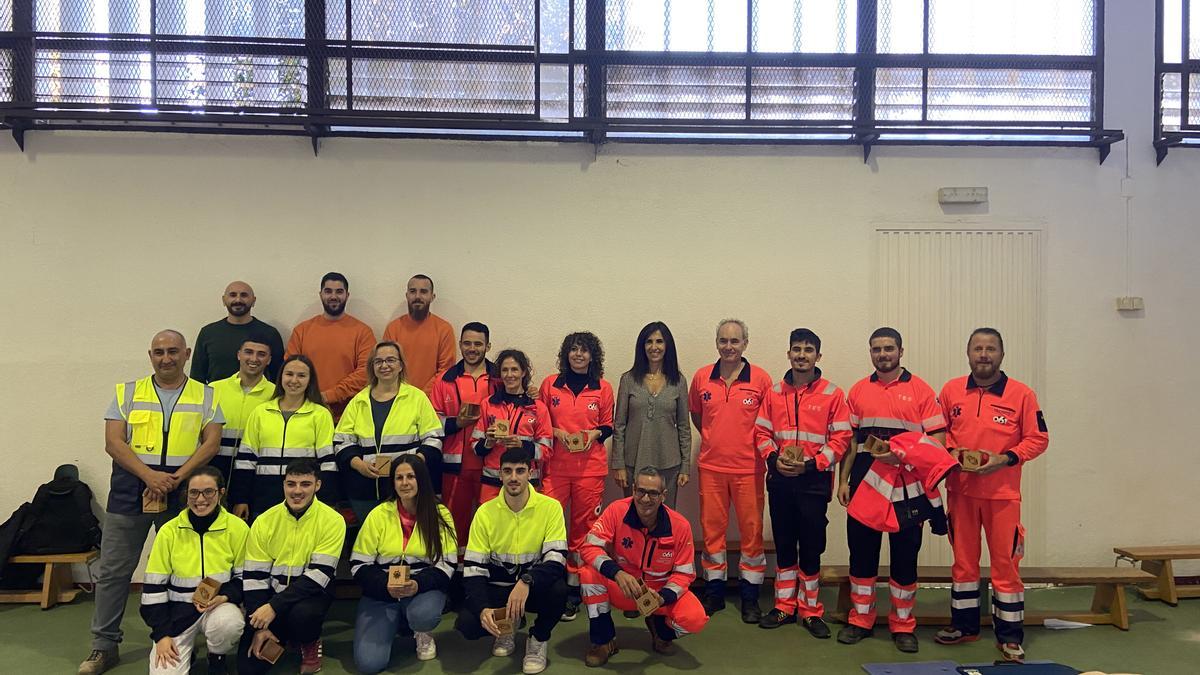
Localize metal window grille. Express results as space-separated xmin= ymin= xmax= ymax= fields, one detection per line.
xmin=1155 ymin=0 xmax=1200 ymax=162
xmin=0 ymin=0 xmax=1120 ymax=157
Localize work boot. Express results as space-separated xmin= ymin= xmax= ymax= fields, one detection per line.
xmin=802 ymin=617 xmax=831 ymax=639
xmin=78 ymin=649 xmax=119 ymax=675
xmin=701 ymin=593 xmax=726 ymax=615
xmin=645 ymin=617 xmax=674 ymax=655
xmin=584 ymin=641 xmax=618 ymax=667
xmin=892 ymin=632 xmax=919 ymax=653
xmin=740 ymin=598 xmax=762 ymax=624
xmin=758 ymin=608 xmax=797 ymax=629
xmin=837 ymin=624 xmax=874 ymax=644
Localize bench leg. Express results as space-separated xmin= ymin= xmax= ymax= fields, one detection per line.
xmin=39 ymin=563 xmax=56 ymax=610
xmin=1090 ymin=583 xmax=1130 ymax=630
xmin=1155 ymin=560 xmax=1177 ymax=605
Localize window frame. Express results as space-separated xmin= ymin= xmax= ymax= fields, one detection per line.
xmin=0 ymin=0 xmax=1122 ymax=160
xmin=1154 ymin=0 xmax=1200 ymax=163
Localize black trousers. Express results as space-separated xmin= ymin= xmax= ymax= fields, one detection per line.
xmin=237 ymin=595 xmax=333 ymax=675
xmin=766 ymin=484 xmax=830 ymax=576
xmin=846 ymin=514 xmax=923 ymax=585
xmin=456 ymin=579 xmax=568 ymax=643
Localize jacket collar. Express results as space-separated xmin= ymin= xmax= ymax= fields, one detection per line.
xmin=622 ymin=498 xmax=673 ymax=538
xmin=966 ymin=371 xmax=1009 ymax=396
xmin=870 ymin=368 xmax=913 ymax=383
xmin=442 ymin=358 xmax=498 ymax=383
xmin=489 ymin=389 xmax=536 ymax=407
xmin=552 ymin=372 xmax=601 ymax=390
xmin=781 ymin=367 xmax=824 ymax=391
xmin=707 ymin=357 xmax=752 ymax=383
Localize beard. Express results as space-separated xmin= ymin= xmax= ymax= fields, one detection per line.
xmin=408 ymin=304 xmax=429 ymax=319
xmin=227 ymin=303 xmax=250 ymax=317
xmin=323 ymin=300 xmax=345 ymax=316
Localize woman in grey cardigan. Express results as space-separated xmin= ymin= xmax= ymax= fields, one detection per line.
xmin=611 ymin=321 xmax=692 ymax=508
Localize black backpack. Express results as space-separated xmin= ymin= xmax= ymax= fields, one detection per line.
xmin=13 ymin=467 xmax=103 ymax=555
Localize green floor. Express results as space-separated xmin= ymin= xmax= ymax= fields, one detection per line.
xmin=3 ymin=586 xmax=1197 ymax=674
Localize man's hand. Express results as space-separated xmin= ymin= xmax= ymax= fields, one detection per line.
xmin=248 ymin=629 xmax=278 ymax=660
xmin=457 ymin=409 xmax=481 ymax=428
xmin=872 ymin=452 xmax=900 ymax=466
xmin=248 ymin=603 xmax=276 ymax=630
xmin=232 ymin=504 xmax=250 ymax=520
xmin=153 ymin=636 xmax=180 ymax=668
xmin=480 ymin=607 xmax=503 ymax=637
xmin=585 ymin=429 xmax=602 ymax=446
xmin=677 ymin=473 xmax=690 ymax=488
xmin=973 ymin=452 xmax=1010 ymax=476
xmin=776 ymin=456 xmax=803 ymax=477
xmin=351 ymin=457 xmax=381 ymax=479
xmin=142 ymin=471 xmax=177 ymax=496
xmin=837 ymin=483 xmax=851 ymax=507
xmin=194 ymin=594 xmax=227 ymax=614
xmin=615 ymin=571 xmax=643 ymax=600
xmin=389 ymin=580 xmax=419 ymax=600
xmin=502 ymin=435 xmax=524 ymax=449
xmin=506 ymin=580 xmax=530 ymax=624
xmin=613 ymin=468 xmax=628 ymax=490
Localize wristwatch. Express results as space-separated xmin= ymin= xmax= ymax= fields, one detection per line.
xmin=519 ymin=573 xmax=535 ymax=587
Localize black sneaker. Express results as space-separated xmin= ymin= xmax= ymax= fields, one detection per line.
xmin=562 ymin=599 xmax=580 ymax=622
xmin=836 ymin=624 xmax=874 ymax=644
xmin=701 ymin=594 xmax=726 ymax=616
xmin=802 ymin=617 xmax=832 ymax=639
xmin=758 ymin=608 xmax=796 ymax=629
xmin=892 ymin=632 xmax=919 ymax=653
xmin=207 ymin=653 xmax=230 ymax=674
xmin=622 ymin=609 xmax=640 ymax=619
xmin=740 ymin=599 xmax=762 ymax=624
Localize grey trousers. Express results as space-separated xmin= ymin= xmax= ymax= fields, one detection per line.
xmin=623 ymin=464 xmax=683 ymax=510
xmin=90 ymin=510 xmax=175 ymax=650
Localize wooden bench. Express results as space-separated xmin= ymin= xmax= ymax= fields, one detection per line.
xmin=821 ymin=565 xmax=1154 ymax=630
xmin=1114 ymin=545 xmax=1200 ymax=605
xmin=0 ymin=550 xmax=99 ymax=609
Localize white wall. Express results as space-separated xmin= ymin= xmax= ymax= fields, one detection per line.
xmin=1 ymin=0 xmax=1196 ymax=572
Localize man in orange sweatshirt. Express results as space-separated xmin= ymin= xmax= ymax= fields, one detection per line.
xmin=382 ymin=274 xmax=456 ymax=392
xmin=285 ymin=272 xmax=376 ymax=421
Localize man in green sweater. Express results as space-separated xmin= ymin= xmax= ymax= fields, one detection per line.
xmin=192 ymin=281 xmax=285 ymax=383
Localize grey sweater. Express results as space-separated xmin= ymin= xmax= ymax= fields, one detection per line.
xmin=611 ymin=371 xmax=692 ymax=474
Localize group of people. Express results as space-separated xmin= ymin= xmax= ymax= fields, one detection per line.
xmin=77 ymin=272 xmax=1048 ymax=675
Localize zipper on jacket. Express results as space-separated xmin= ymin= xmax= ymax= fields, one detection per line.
xmin=153 ymin=381 xmax=184 ymax=468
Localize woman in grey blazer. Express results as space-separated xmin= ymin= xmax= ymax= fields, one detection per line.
xmin=611 ymin=321 xmax=692 ymax=508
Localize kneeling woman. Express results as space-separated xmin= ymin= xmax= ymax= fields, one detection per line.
xmin=141 ymin=467 xmax=249 ymax=675
xmin=351 ymin=454 xmax=459 ymax=672
xmin=473 ymin=349 xmax=552 ymax=503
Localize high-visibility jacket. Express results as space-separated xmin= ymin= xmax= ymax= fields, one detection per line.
xmin=847 ymin=432 xmax=957 ymax=533
xmin=580 ymin=497 xmax=696 ymax=606
xmin=688 ymin=358 xmax=773 ymax=474
xmin=350 ymin=501 xmax=458 ymax=601
xmin=109 ymin=376 xmax=220 ymax=515
xmin=140 ymin=507 xmax=249 ymax=641
xmin=940 ymin=372 xmax=1049 ymax=500
xmin=243 ymin=498 xmax=346 ymax=615
xmin=429 ymin=360 xmax=497 ymax=474
xmin=846 ymin=369 xmax=946 ymax=492
xmin=232 ymin=399 xmax=339 ymax=509
xmin=539 ymin=374 xmax=615 ymax=479
xmin=210 ymin=372 xmax=275 ymax=482
xmin=471 ymin=391 xmax=553 ymax=487
xmin=462 ymin=486 xmax=567 ymax=616
xmin=754 ymin=369 xmax=852 ymax=498
xmin=334 ymin=385 xmax=444 ymax=502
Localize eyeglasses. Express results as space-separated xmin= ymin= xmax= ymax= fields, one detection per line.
xmin=187 ymin=488 xmax=219 ymax=500
xmin=633 ymin=488 xmax=664 ymax=499
xmin=373 ymin=357 xmax=401 ymax=366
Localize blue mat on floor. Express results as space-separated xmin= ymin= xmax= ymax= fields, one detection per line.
xmin=958 ymin=662 xmax=1080 ymax=675
xmin=862 ymin=661 xmax=960 ymax=674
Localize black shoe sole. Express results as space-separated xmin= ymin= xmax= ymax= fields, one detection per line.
xmin=837 ymin=630 xmax=874 ymax=645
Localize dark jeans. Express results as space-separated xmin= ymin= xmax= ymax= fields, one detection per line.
xmin=237 ymin=595 xmax=333 ymax=675
xmin=767 ymin=485 xmax=830 ymax=576
xmin=847 ymin=514 xmax=923 ymax=585
xmin=456 ymin=579 xmax=568 ymax=643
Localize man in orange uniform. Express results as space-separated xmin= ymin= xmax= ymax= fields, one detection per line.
xmin=837 ymin=327 xmax=945 ymax=653
xmin=382 ymin=274 xmax=456 ymax=392
xmin=429 ymin=322 xmax=496 ymax=549
xmin=935 ymin=328 xmax=1048 ymax=664
xmin=578 ymin=468 xmax=708 ymax=666
xmin=753 ymin=329 xmax=850 ymax=638
xmin=285 ymin=272 xmax=376 ymax=421
xmin=688 ymin=318 xmax=772 ymax=622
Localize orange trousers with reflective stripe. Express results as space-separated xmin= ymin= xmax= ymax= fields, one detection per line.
xmin=542 ymin=474 xmax=606 ymax=589
xmin=442 ymin=470 xmax=482 ymax=549
xmin=698 ymin=470 xmax=766 ymax=584
xmin=579 ymin=565 xmax=709 ymax=637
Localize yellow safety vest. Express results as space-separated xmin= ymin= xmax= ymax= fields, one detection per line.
xmin=115 ymin=375 xmax=218 ymax=470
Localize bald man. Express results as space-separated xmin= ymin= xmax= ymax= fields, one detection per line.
xmin=191 ymin=281 xmax=286 ymax=383
xmin=80 ymin=330 xmax=224 ymax=675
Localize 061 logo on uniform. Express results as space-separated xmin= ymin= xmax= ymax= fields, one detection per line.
xmin=993 ymin=415 xmax=1008 ymax=425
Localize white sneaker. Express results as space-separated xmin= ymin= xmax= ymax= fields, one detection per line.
xmin=523 ymin=635 xmax=549 ymax=674
xmin=415 ymin=631 xmax=437 ymax=661
xmin=493 ymin=632 xmax=516 ymax=657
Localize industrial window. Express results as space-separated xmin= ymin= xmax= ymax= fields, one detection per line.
xmin=0 ymin=0 xmax=1120 ymax=157
xmin=1155 ymin=0 xmax=1200 ymax=162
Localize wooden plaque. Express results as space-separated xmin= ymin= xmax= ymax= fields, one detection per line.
xmin=387 ymin=565 xmax=411 ymax=590
xmin=142 ymin=491 xmax=167 ymax=514
xmin=259 ymin=636 xmax=285 ymax=664
xmin=636 ymin=587 xmax=662 ymax=617
xmin=565 ymin=432 xmax=588 ymax=453
xmin=192 ymin=577 xmax=221 ymax=606
xmin=780 ymin=445 xmax=804 ymax=463
xmin=864 ymin=435 xmax=891 ymax=458
xmin=960 ymin=449 xmax=987 ymax=471
xmin=459 ymin=402 xmax=481 ymax=419
xmin=492 ymin=606 xmax=514 ymax=635
xmin=493 ymin=419 xmax=511 ymax=437
xmin=373 ymin=454 xmax=392 ymax=475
